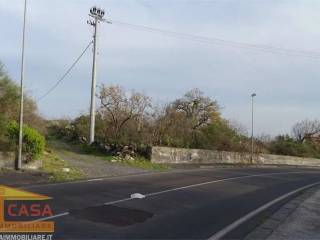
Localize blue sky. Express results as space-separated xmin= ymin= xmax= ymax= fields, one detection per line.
xmin=1 ymin=0 xmax=320 ymax=136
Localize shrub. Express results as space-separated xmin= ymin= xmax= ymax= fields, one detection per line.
xmin=198 ymin=119 xmax=250 ymax=152
xmin=7 ymin=121 xmax=45 ymax=162
xmin=269 ymin=135 xmax=320 ymax=158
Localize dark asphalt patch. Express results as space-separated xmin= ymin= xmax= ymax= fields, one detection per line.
xmin=70 ymin=205 xmax=153 ymax=227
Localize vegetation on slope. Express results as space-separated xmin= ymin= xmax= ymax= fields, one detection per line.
xmin=1 ymin=61 xmax=320 ymax=170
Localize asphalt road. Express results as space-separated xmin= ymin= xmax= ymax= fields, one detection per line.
xmin=18 ymin=167 xmax=320 ymax=239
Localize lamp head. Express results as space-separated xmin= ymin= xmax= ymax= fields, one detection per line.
xmin=89 ymin=6 xmax=106 ymax=20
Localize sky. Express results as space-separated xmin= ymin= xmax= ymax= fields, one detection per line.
xmin=1 ymin=0 xmax=320 ymax=137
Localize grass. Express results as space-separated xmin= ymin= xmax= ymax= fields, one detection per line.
xmin=41 ymin=151 xmax=84 ymax=182
xmin=48 ymin=139 xmax=170 ymax=171
xmin=48 ymin=139 xmax=111 ymax=159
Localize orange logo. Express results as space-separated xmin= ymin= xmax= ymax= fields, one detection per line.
xmin=0 ymin=185 xmax=54 ymax=234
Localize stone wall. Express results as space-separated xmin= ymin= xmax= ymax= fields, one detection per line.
xmin=151 ymin=146 xmax=320 ymax=167
xmin=0 ymin=152 xmax=14 ymax=168
xmin=0 ymin=152 xmax=42 ymax=170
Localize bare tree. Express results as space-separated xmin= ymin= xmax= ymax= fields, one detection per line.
xmin=172 ymin=88 xmax=219 ymax=130
xmin=292 ymin=119 xmax=320 ymax=143
xmin=98 ymin=84 xmax=151 ymax=139
xmin=151 ymin=103 xmax=189 ymax=146
xmin=256 ymin=133 xmax=272 ymax=144
xmin=228 ymin=119 xmax=248 ymax=136
xmin=158 ymin=88 xmax=220 ymax=147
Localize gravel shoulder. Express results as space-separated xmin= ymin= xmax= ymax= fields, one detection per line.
xmin=0 ymin=141 xmax=165 ymax=186
xmin=48 ymin=140 xmax=156 ymax=179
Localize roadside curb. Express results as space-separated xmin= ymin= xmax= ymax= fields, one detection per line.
xmin=244 ymin=186 xmax=319 ymax=240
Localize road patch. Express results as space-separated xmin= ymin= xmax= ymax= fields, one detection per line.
xmin=69 ymin=205 xmax=153 ymax=226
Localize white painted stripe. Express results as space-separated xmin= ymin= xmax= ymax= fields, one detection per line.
xmin=208 ymin=181 xmax=320 ymax=240
xmin=104 ymin=198 xmax=132 ymax=206
xmin=22 ymin=167 xmax=226 ymax=190
xmin=87 ymin=178 xmax=104 ymax=182
xmin=26 ymin=171 xmax=320 ymax=223
xmin=30 ymin=212 xmax=70 ymax=222
xmin=24 ymin=168 xmax=319 ymax=190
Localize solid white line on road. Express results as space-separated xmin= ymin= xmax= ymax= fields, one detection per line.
xmin=22 ymin=167 xmax=226 ymax=190
xmin=104 ymin=197 xmax=132 ymax=206
xmin=28 ymin=171 xmax=320 ymax=223
xmin=21 ymin=167 xmax=319 ymax=190
xmin=30 ymin=211 xmax=70 ymax=222
xmin=208 ymin=181 xmax=320 ymax=240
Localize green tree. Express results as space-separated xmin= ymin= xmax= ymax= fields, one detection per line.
xmin=0 ymin=63 xmax=45 ymax=135
xmin=0 ymin=62 xmax=45 ymax=156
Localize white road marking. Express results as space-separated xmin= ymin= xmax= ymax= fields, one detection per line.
xmin=30 ymin=212 xmax=70 ymax=222
xmin=208 ymin=180 xmax=320 ymax=240
xmin=104 ymin=198 xmax=132 ymax=206
xmin=22 ymin=167 xmax=226 ymax=190
xmin=87 ymin=178 xmax=104 ymax=182
xmin=26 ymin=170 xmax=320 ymax=223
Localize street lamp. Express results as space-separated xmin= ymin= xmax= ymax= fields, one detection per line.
xmin=251 ymin=93 xmax=256 ymax=163
xmin=87 ymin=7 xmax=111 ymax=144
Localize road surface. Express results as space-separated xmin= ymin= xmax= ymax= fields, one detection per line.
xmin=18 ymin=167 xmax=320 ymax=239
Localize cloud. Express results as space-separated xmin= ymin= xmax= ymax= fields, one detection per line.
xmin=1 ymin=0 xmax=320 ymax=136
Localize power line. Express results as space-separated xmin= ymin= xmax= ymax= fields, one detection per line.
xmin=35 ymin=21 xmax=320 ymax=102
xmin=36 ymin=40 xmax=93 ymax=102
xmin=112 ymin=20 xmax=320 ymax=59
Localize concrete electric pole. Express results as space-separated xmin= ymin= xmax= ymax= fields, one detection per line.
xmin=16 ymin=0 xmax=27 ymax=170
xmin=87 ymin=7 xmax=110 ymax=144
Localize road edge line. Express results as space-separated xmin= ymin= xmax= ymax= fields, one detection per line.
xmin=208 ymin=181 xmax=320 ymax=240
xmin=20 ymin=167 xmax=244 ymax=189
xmin=28 ymin=171 xmax=320 ymax=223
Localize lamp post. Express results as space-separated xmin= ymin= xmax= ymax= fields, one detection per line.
xmin=16 ymin=0 xmax=27 ymax=170
xmin=251 ymin=93 xmax=256 ymax=163
xmin=87 ymin=7 xmax=110 ymax=144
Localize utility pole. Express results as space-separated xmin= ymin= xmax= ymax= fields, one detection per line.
xmin=251 ymin=93 xmax=256 ymax=163
xmin=87 ymin=7 xmax=110 ymax=144
xmin=16 ymin=0 xmax=27 ymax=170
